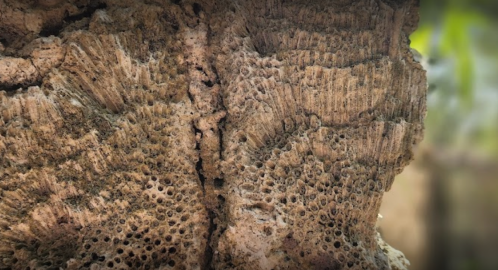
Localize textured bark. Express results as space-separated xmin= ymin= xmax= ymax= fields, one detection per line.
xmin=0 ymin=0 xmax=426 ymax=269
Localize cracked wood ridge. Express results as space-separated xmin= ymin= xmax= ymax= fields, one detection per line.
xmin=0 ymin=0 xmax=426 ymax=269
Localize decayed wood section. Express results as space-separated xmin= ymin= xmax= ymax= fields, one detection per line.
xmin=0 ymin=0 xmax=426 ymax=269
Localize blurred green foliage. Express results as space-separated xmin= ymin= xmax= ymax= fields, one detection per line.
xmin=402 ymin=1 xmax=498 ymax=269
xmin=410 ymin=0 xmax=498 ymax=156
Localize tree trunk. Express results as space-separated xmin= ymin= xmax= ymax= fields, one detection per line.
xmin=0 ymin=0 xmax=426 ymax=269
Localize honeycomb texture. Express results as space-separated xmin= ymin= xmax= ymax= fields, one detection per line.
xmin=211 ymin=0 xmax=425 ymax=269
xmin=0 ymin=0 xmax=426 ymax=269
xmin=1 ymin=1 xmax=210 ymax=269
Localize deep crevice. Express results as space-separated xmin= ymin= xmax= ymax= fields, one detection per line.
xmin=218 ymin=112 xmax=226 ymax=158
xmin=196 ymin=157 xmax=205 ymax=188
xmin=202 ymin=80 xmax=214 ymax=87
xmin=193 ymin=125 xmax=206 ymax=189
xmin=217 ymin=72 xmax=227 ymax=160
xmin=193 ymin=3 xmax=202 ymax=17
xmin=202 ymin=67 xmax=228 ymax=270
xmin=39 ymin=3 xmax=108 ymax=37
xmin=195 ymin=66 xmax=208 ymax=76
xmin=204 ymin=210 xmax=216 ymax=270
xmin=188 ymin=21 xmax=226 ymax=268
xmin=213 ymin=178 xmax=224 ymax=188
xmin=1 ymin=81 xmax=42 ymax=95
xmin=187 ymin=89 xmax=195 ymax=102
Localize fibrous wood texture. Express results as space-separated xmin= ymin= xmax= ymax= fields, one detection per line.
xmin=0 ymin=0 xmax=426 ymax=269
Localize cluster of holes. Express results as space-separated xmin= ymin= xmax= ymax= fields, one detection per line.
xmin=0 ymin=2 xmax=216 ymax=269
xmin=90 ymin=114 xmax=203 ymax=268
xmin=79 ymin=222 xmax=189 ymax=269
xmin=77 ymin=161 xmax=203 ymax=269
xmin=215 ymin=1 xmax=419 ymax=267
xmin=230 ymin=124 xmax=390 ymax=268
xmin=227 ymin=7 xmax=418 ymax=264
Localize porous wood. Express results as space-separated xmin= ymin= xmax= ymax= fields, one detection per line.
xmin=0 ymin=0 xmax=426 ymax=269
